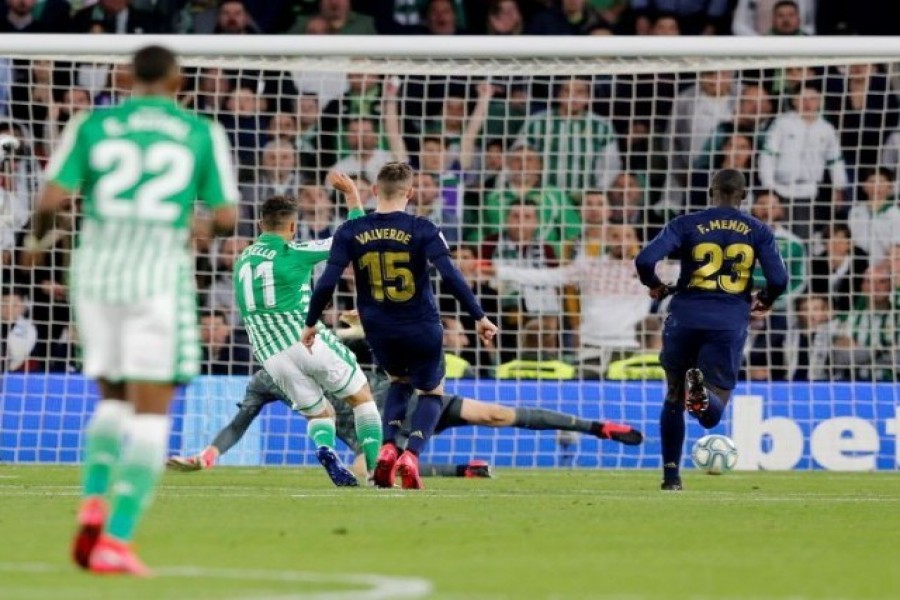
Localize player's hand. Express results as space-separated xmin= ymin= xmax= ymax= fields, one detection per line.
xmin=475 ymin=317 xmax=498 ymax=346
xmin=300 ymin=326 xmax=318 ymax=352
xmin=648 ymin=283 xmax=673 ymax=301
xmin=327 ymin=171 xmax=359 ymax=197
xmin=339 ymin=309 xmax=360 ymax=327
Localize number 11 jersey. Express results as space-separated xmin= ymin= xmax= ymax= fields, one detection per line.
xmin=46 ymin=96 xmax=240 ymax=303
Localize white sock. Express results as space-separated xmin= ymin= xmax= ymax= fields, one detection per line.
xmin=121 ymin=414 xmax=171 ymax=472
xmin=86 ymin=399 xmax=133 ymax=438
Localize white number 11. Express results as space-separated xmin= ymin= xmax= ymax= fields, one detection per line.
xmin=238 ymin=261 xmax=276 ymax=312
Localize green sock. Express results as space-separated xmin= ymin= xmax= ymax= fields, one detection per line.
xmin=82 ymin=400 xmax=131 ymax=497
xmin=106 ymin=414 xmax=170 ymax=542
xmin=353 ymin=402 xmax=383 ymax=471
xmin=308 ymin=417 xmax=336 ymax=449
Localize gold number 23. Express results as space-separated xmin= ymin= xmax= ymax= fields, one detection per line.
xmin=689 ymin=243 xmax=755 ymax=294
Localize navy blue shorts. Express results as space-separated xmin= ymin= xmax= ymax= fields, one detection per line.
xmin=659 ymin=316 xmax=747 ymax=391
xmin=366 ymin=321 xmax=445 ymax=391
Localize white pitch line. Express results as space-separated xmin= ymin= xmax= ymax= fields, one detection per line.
xmin=0 ymin=562 xmax=433 ymax=600
xmin=1 ymin=487 xmax=899 ymax=504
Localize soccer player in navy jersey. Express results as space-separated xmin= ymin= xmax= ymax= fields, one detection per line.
xmin=302 ymin=162 xmax=498 ymax=489
xmin=635 ymin=169 xmax=789 ymax=491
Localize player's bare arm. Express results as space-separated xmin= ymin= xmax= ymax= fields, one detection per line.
xmin=328 ymin=170 xmax=364 ymax=213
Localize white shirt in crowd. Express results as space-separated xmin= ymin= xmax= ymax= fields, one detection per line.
xmin=330 ymin=149 xmax=393 ymax=186
xmin=758 ymin=111 xmax=848 ymax=199
xmin=667 ymin=83 xmax=734 ymax=173
xmin=495 ymin=255 xmax=678 ymax=350
xmin=847 ymin=201 xmax=900 ymax=265
xmin=731 ymin=0 xmax=816 ymax=35
xmin=4 ymin=315 xmax=37 ymax=371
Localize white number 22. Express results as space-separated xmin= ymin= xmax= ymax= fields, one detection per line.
xmin=91 ymin=139 xmax=194 ymax=222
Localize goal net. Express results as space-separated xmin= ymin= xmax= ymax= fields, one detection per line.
xmin=1 ymin=36 xmax=898 ymax=471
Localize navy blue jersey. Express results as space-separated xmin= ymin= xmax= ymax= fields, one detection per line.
xmin=328 ymin=212 xmax=448 ymax=328
xmin=305 ymin=211 xmax=485 ymax=333
xmin=635 ymin=206 xmax=789 ymax=330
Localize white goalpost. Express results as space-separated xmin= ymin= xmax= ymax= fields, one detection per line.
xmin=0 ymin=35 xmax=898 ymax=472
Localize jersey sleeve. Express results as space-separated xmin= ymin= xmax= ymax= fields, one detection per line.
xmin=198 ymin=121 xmax=240 ymax=208
xmin=304 ymin=226 xmax=353 ymax=328
xmin=289 ymin=237 xmax=333 ymax=265
xmin=634 ymin=219 xmax=683 ymax=288
xmin=755 ymin=227 xmax=790 ymax=303
xmin=44 ymin=111 xmax=89 ymax=192
xmin=422 ymin=220 xmax=451 ymax=260
xmin=325 ymin=223 xmax=354 ymax=269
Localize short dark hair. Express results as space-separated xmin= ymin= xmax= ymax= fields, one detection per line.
xmin=421 ymin=135 xmax=449 ymax=148
xmin=199 ymin=308 xmax=228 ymax=323
xmin=131 ymin=45 xmax=178 ymax=85
xmin=506 ymin=198 xmax=539 ymax=210
xmin=794 ymin=294 xmax=828 ymax=313
xmin=823 ymin=222 xmax=851 ymax=240
xmin=773 ymin=0 xmax=799 ymax=12
xmin=260 ymin=195 xmax=298 ymax=230
xmin=710 ymin=169 xmax=746 ymax=202
xmin=376 ymin=162 xmax=414 ymax=198
xmin=863 ymin=166 xmax=895 ymax=182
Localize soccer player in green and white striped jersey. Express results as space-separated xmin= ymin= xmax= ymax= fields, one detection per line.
xmin=234 ymin=172 xmax=382 ymax=486
xmin=31 ymin=46 xmax=239 ymax=575
xmin=517 ymin=77 xmax=621 ymax=194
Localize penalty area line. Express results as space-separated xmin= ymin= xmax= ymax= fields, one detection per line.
xmin=0 ymin=562 xmax=433 ymax=600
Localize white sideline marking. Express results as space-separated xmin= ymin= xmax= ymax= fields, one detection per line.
xmin=0 ymin=562 xmax=433 ymax=600
xmin=1 ymin=485 xmax=899 ymax=504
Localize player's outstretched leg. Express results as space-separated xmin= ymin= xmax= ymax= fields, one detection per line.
xmin=512 ymin=407 xmax=643 ymax=446
xmin=73 ymin=394 xmax=132 ymax=569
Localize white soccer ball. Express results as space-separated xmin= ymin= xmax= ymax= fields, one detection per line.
xmin=691 ymin=434 xmax=738 ymax=475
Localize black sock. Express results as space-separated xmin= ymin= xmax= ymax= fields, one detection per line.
xmin=513 ymin=408 xmax=593 ymax=433
xmin=404 ymin=394 xmax=442 ymax=455
xmin=659 ymin=400 xmax=686 ymax=481
xmin=382 ymin=382 xmax=413 ymax=443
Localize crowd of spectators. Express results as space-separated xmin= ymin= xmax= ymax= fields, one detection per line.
xmin=0 ymin=0 xmax=900 ymax=381
xmin=2 ymin=0 xmax=899 ymax=36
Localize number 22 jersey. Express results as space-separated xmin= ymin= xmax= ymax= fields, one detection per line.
xmin=45 ymin=96 xmax=239 ymax=303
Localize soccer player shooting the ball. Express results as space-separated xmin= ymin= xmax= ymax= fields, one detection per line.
xmin=301 ymin=162 xmax=498 ymax=490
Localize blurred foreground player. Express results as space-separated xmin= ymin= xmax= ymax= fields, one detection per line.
xmin=303 ymin=162 xmax=498 ymax=489
xmin=635 ymin=169 xmax=788 ymax=491
xmin=34 ymin=46 xmax=239 ymax=574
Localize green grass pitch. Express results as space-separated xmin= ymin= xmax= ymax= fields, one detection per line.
xmin=1 ymin=466 xmax=898 ymax=600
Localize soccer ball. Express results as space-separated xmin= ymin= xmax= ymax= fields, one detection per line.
xmin=691 ymin=434 xmax=738 ymax=475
